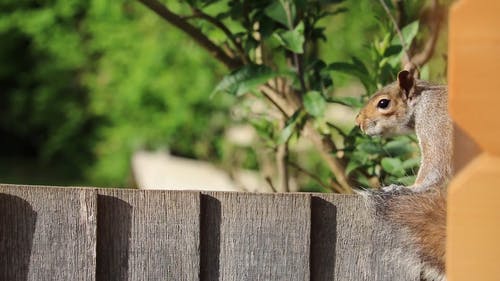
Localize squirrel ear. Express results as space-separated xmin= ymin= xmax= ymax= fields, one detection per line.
xmin=397 ymin=70 xmax=415 ymax=98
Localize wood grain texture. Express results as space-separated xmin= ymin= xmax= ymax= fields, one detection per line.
xmin=314 ymin=194 xmax=419 ymax=281
xmin=0 ymin=185 xmax=423 ymax=280
xmin=204 ymin=192 xmax=310 ymax=281
xmin=0 ymin=184 xmax=96 ymax=281
xmin=96 ymin=189 xmax=200 ymax=281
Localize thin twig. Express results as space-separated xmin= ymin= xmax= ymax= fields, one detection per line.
xmin=293 ymin=53 xmax=307 ymax=96
xmin=265 ymin=176 xmax=277 ymax=193
xmin=326 ymin=121 xmax=347 ymax=138
xmin=409 ymin=0 xmax=443 ymax=68
xmin=378 ymin=0 xmax=411 ymax=66
xmin=260 ymin=84 xmax=295 ymax=117
xmin=379 ymin=0 xmax=443 ymax=74
xmin=303 ymin=123 xmax=354 ymax=193
xmin=276 ymin=139 xmax=290 ymax=192
xmin=190 ymin=8 xmax=249 ymax=63
xmin=136 ymin=0 xmax=242 ymax=69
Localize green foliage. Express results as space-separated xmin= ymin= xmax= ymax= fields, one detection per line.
xmin=213 ymin=64 xmax=279 ymax=96
xmin=0 ymin=0 xmax=436 ymax=190
xmin=193 ymin=0 xmax=427 ymax=190
xmin=0 ymin=0 xmax=230 ymax=185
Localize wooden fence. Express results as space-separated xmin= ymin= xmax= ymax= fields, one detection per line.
xmin=0 ymin=184 xmax=422 ymax=281
xmin=447 ymin=0 xmax=500 ymax=280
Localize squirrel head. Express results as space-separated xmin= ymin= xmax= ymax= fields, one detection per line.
xmin=355 ymin=70 xmax=416 ymax=136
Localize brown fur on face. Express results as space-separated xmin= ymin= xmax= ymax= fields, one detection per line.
xmin=355 ymin=83 xmax=413 ymax=136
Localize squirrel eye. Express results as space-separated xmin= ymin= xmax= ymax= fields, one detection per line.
xmin=377 ymin=99 xmax=390 ymax=109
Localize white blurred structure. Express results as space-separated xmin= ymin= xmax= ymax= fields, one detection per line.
xmin=131 ymin=150 xmax=272 ymax=192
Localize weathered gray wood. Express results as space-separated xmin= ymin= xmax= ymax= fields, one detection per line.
xmin=0 ymin=184 xmax=96 ymax=281
xmin=314 ymin=194 xmax=420 ymax=281
xmin=204 ymin=192 xmax=310 ymax=281
xmin=0 ymin=184 xmax=424 ymax=281
xmin=96 ymin=189 xmax=200 ymax=281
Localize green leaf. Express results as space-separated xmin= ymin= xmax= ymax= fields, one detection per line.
xmin=358 ymin=142 xmax=382 ymax=154
xmin=351 ymin=56 xmax=369 ymax=75
xmin=264 ymin=1 xmax=294 ymax=27
xmin=250 ymin=118 xmax=274 ymax=141
xmin=402 ymin=157 xmax=420 ymax=170
xmin=326 ymin=96 xmax=363 ymax=108
xmin=274 ymin=21 xmax=305 ymax=53
xmin=327 ymin=60 xmax=372 ymax=90
xmin=383 ymin=139 xmax=414 ymax=156
xmin=394 ymin=175 xmax=416 ymax=186
xmin=381 ymin=157 xmax=405 ymax=177
xmin=384 ymin=45 xmax=402 ymax=57
xmin=391 ymin=21 xmax=419 ymax=48
xmin=346 ymin=160 xmax=361 ymax=176
xmin=212 ymin=65 xmax=279 ymax=97
xmin=277 ymin=110 xmax=302 ymax=144
xmin=304 ymin=91 xmax=326 ymax=117
xmin=354 ymin=173 xmax=372 ymax=188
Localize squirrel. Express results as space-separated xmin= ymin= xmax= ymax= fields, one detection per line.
xmin=355 ymin=70 xmax=452 ymax=281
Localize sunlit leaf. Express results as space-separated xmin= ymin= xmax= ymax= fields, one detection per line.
xmin=402 ymin=157 xmax=420 ymax=170
xmin=381 ymin=157 xmax=405 ymax=177
xmin=278 ymin=110 xmax=303 ymax=144
xmin=304 ymin=91 xmax=326 ymax=117
xmin=391 ymin=21 xmax=419 ymax=48
xmin=394 ymin=175 xmax=416 ymax=186
xmin=212 ymin=65 xmax=279 ymax=97
xmin=383 ymin=138 xmax=414 ymax=156
xmin=264 ymin=1 xmax=294 ymax=27
xmin=274 ymin=21 xmax=305 ymax=53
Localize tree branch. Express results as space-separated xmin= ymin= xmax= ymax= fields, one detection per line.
xmin=260 ymin=84 xmax=295 ymax=117
xmin=136 ymin=0 xmax=242 ymax=69
xmin=303 ymin=123 xmax=354 ymax=193
xmin=380 ymin=0 xmax=443 ymax=74
xmin=276 ymin=139 xmax=290 ymax=192
xmin=378 ymin=0 xmax=411 ymax=66
xmin=190 ymin=8 xmax=249 ymax=64
xmin=409 ymin=0 xmax=443 ymax=68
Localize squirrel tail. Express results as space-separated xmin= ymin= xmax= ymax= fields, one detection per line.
xmin=367 ymin=187 xmax=447 ymax=281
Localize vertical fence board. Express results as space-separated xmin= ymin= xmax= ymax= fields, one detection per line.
xmin=313 ymin=194 xmax=419 ymax=281
xmin=448 ymin=1 xmax=500 ymax=280
xmin=0 ymin=184 xmax=96 ymax=281
xmin=203 ymin=192 xmax=310 ymax=281
xmin=0 ymin=185 xmax=427 ymax=280
xmin=96 ymin=189 xmax=200 ymax=281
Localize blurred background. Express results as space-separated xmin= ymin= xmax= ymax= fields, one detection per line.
xmin=0 ymin=0 xmax=449 ymax=191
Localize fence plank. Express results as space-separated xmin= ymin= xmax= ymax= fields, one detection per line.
xmin=448 ymin=1 xmax=500 ymax=280
xmin=0 ymin=184 xmax=96 ymax=281
xmin=0 ymin=185 xmax=426 ymax=280
xmin=96 ymin=189 xmax=200 ymax=281
xmin=203 ymin=192 xmax=310 ymax=281
xmin=313 ymin=194 xmax=419 ymax=281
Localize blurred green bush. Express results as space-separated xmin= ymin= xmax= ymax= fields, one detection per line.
xmin=0 ymin=0 xmax=446 ymax=189
xmin=0 ymin=0 xmax=232 ymax=185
